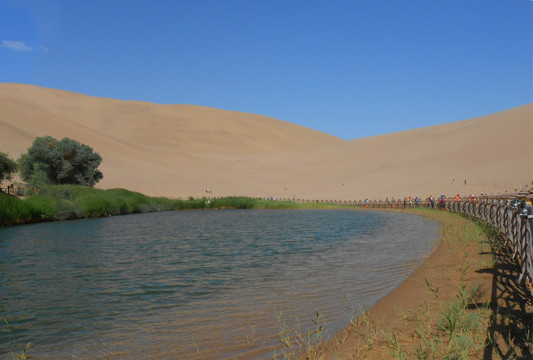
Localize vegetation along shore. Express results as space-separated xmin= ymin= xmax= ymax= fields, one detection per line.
xmin=0 ymin=135 xmax=348 ymax=227
xmin=1 ymin=136 xmax=531 ymax=358
xmin=0 ymin=185 xmax=303 ymax=227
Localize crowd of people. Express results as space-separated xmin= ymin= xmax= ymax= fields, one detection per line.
xmin=381 ymin=196 xmax=421 ymax=208
xmin=375 ymin=193 xmax=481 ymax=210
xmin=427 ymin=193 xmax=480 ymax=210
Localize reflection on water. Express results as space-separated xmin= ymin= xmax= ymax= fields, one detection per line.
xmin=0 ymin=209 xmax=440 ymax=359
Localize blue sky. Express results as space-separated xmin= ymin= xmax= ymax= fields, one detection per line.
xmin=1 ymin=0 xmax=531 ymax=140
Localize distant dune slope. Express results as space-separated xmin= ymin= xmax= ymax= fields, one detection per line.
xmin=273 ymin=103 xmax=533 ymax=200
xmin=1 ymin=83 xmax=531 ymax=200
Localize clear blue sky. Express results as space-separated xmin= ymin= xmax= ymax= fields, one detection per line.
xmin=1 ymin=0 xmax=531 ymax=140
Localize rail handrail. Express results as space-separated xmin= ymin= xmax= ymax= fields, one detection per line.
xmin=444 ymin=192 xmax=533 ymax=291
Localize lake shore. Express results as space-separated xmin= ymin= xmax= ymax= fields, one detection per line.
xmin=314 ymin=208 xmax=530 ymax=359
xmin=239 ymin=208 xmax=489 ymax=360
xmin=3 ymin=201 xmax=529 ymax=359
xmin=4 ymin=206 xmax=441 ymax=360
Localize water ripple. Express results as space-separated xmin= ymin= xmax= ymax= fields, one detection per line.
xmin=0 ymin=209 xmax=440 ymax=359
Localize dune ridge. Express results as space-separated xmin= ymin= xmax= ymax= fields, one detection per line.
xmin=1 ymin=83 xmax=531 ymax=200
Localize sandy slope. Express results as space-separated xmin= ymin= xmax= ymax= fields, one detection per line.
xmin=1 ymin=83 xmax=531 ymax=200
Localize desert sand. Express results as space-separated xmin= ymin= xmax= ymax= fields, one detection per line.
xmin=1 ymin=83 xmax=531 ymax=200
xmin=1 ymin=83 xmax=532 ymax=358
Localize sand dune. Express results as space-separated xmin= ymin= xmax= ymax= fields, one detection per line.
xmin=1 ymin=83 xmax=531 ymax=200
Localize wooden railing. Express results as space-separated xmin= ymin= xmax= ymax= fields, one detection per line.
xmin=444 ymin=191 xmax=533 ymax=290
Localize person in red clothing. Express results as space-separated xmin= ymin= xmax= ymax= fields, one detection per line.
xmin=456 ymin=194 xmax=461 ymax=202
xmin=439 ymin=194 xmax=446 ymax=210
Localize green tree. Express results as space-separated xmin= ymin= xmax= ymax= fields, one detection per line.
xmin=0 ymin=152 xmax=18 ymax=183
xmin=19 ymin=136 xmax=103 ymax=187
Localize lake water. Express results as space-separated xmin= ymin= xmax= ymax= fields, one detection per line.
xmin=0 ymin=209 xmax=440 ymax=359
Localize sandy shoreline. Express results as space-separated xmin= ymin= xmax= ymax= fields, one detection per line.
xmin=234 ymin=208 xmax=472 ymax=360
xmin=316 ymin=209 xmax=496 ymax=359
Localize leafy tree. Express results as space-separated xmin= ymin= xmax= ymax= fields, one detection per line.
xmin=19 ymin=136 xmax=103 ymax=187
xmin=0 ymin=152 xmax=18 ymax=183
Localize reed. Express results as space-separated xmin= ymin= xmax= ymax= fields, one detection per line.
xmin=0 ymin=186 xmax=299 ymax=226
xmin=2 ymin=187 xmax=325 ymax=227
xmin=381 ymin=280 xmax=491 ymax=359
xmin=273 ymin=310 xmax=328 ymax=360
xmin=1 ymin=185 xmax=188 ymax=225
xmin=0 ymin=193 xmax=47 ymax=226
xmin=2 ymin=317 xmax=32 ymax=360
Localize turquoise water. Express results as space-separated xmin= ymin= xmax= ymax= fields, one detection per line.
xmin=0 ymin=209 xmax=440 ymax=359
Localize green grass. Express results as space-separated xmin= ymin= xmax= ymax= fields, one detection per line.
xmin=1 ymin=185 xmax=391 ymax=228
xmin=0 ymin=192 xmax=48 ymax=226
xmin=208 ymin=196 xmax=298 ymax=210
xmin=1 ymin=186 xmax=328 ymax=227
xmin=381 ymin=281 xmax=491 ymax=360
xmin=0 ymin=185 xmax=191 ymax=226
xmin=0 ymin=185 xmax=184 ymax=226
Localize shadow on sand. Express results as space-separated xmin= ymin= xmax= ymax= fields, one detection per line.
xmin=477 ymin=223 xmax=533 ymax=360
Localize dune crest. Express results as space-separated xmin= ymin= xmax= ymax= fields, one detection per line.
xmin=1 ymin=83 xmax=531 ymax=200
